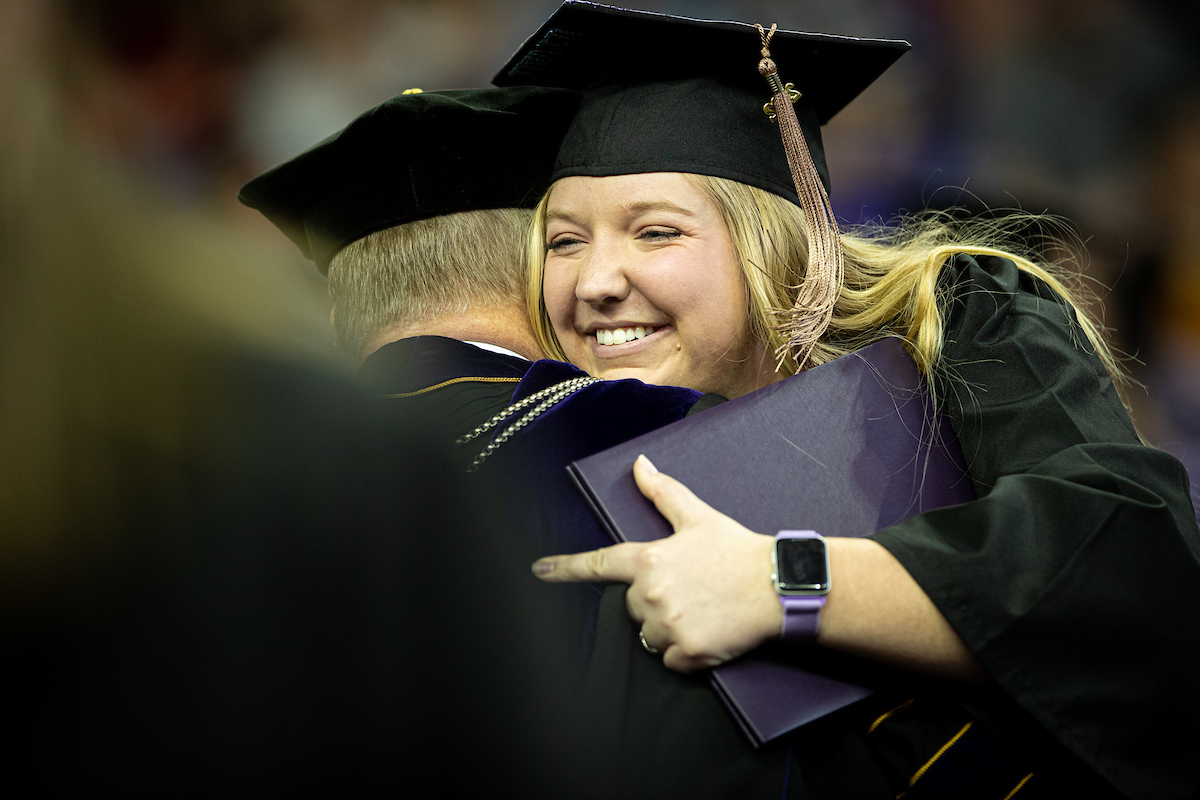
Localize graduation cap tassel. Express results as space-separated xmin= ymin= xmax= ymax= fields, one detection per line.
xmin=756 ymin=23 xmax=845 ymax=372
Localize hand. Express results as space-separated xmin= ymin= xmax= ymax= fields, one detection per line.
xmin=532 ymin=455 xmax=781 ymax=672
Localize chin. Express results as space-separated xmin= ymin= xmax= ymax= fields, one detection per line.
xmin=637 ymin=369 xmax=719 ymax=394
xmin=589 ymin=364 xmax=670 ymax=387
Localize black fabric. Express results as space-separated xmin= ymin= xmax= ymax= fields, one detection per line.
xmin=553 ymin=78 xmax=825 ymax=204
xmin=6 ymin=352 xmax=582 ymax=795
xmin=359 ymin=335 xmax=529 ymax=396
xmin=572 ymin=584 xmax=796 ymax=800
xmin=872 ymin=254 xmax=1200 ymax=800
xmin=687 ymin=391 xmax=730 ymax=417
xmin=492 ymin=1 xmax=909 ymax=198
xmin=238 ymin=87 xmax=580 ymax=272
xmin=577 ymin=586 xmax=1112 ymax=800
xmin=359 ymin=336 xmax=529 ymax=466
xmin=477 ymin=358 xmax=704 ymax=665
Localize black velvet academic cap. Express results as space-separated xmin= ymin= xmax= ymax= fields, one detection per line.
xmin=238 ymin=86 xmax=581 ymax=274
xmin=493 ymin=2 xmax=909 ymax=204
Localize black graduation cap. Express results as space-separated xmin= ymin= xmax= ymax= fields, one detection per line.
xmin=238 ymin=86 xmax=581 ymax=274
xmin=492 ymin=1 xmax=910 ymax=203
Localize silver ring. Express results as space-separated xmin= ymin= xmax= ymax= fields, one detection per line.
xmin=639 ymin=629 xmax=661 ymax=655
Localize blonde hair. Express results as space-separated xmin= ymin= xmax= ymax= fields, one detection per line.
xmin=329 ymin=207 xmax=533 ymax=358
xmin=526 ymin=174 xmax=1122 ymax=388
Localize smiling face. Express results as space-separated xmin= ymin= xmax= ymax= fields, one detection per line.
xmin=541 ymin=173 xmax=779 ymax=398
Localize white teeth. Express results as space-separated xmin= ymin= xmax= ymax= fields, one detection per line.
xmin=595 ymin=326 xmax=656 ymax=346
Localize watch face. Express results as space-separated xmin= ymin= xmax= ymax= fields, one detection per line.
xmin=775 ymin=537 xmax=830 ymax=594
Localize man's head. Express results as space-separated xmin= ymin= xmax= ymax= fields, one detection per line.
xmin=238 ymin=87 xmax=580 ymax=358
xmin=327 ymin=207 xmax=532 ymax=356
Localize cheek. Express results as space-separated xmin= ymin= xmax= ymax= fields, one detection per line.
xmin=675 ymin=254 xmax=752 ymax=352
xmin=713 ymin=248 xmax=754 ymax=344
xmin=541 ymin=263 xmax=582 ymax=344
xmin=711 ymin=280 xmax=753 ymax=350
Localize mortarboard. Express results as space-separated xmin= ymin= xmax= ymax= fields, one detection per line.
xmin=238 ymin=86 xmax=581 ymax=274
xmin=493 ymin=1 xmax=909 ymax=370
xmin=492 ymin=1 xmax=909 ymax=203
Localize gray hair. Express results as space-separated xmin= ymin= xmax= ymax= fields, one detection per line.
xmin=328 ymin=207 xmax=533 ymax=357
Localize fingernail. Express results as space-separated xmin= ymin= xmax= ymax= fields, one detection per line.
xmin=532 ymin=558 xmax=555 ymax=576
xmin=636 ymin=454 xmax=658 ymax=473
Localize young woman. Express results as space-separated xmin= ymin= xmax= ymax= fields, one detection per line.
xmin=499 ymin=3 xmax=1200 ymax=798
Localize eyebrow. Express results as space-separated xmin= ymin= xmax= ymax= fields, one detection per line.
xmin=545 ymin=199 xmax=698 ymax=226
xmin=623 ymin=200 xmax=697 ymax=217
xmin=544 ymin=209 xmax=579 ymax=225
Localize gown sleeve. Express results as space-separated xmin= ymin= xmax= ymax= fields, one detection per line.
xmin=870 ymin=253 xmax=1200 ymax=800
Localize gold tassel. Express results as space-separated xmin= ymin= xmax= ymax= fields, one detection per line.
xmin=756 ymin=23 xmax=844 ymax=372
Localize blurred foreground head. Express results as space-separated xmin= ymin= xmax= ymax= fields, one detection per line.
xmin=0 ymin=0 xmax=334 ymax=587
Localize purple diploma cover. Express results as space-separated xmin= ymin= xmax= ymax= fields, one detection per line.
xmin=568 ymin=338 xmax=976 ymax=747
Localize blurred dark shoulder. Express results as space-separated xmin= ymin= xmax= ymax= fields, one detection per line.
xmin=0 ymin=11 xmax=580 ymax=790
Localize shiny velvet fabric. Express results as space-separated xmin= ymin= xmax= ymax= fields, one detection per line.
xmin=476 ymin=359 xmax=704 ymax=664
xmin=237 ymin=87 xmax=580 ymax=273
xmin=483 ymin=358 xmax=703 ymax=555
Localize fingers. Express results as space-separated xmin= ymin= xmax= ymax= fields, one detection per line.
xmin=662 ymin=645 xmax=720 ymax=674
xmin=532 ymin=454 xmax=709 ymax=583
xmin=532 ymin=454 xmax=751 ymax=674
xmin=638 ymin=623 xmax=721 ymax=674
xmin=532 ymin=541 xmax=643 ymax=584
xmin=634 ymin=595 xmax=723 ymax=675
xmin=632 ymin=454 xmax=708 ymax=533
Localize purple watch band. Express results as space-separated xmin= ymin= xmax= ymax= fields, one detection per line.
xmin=774 ymin=530 xmax=829 ymax=642
xmin=780 ymin=595 xmax=826 ymax=639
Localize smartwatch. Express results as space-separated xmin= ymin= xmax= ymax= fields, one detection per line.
xmin=771 ymin=530 xmax=830 ymax=641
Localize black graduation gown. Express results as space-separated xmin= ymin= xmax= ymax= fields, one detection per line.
xmin=872 ymin=254 xmax=1200 ymax=800
xmin=358 ymin=335 xmax=530 ymax=461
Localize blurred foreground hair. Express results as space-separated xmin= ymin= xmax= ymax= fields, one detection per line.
xmin=0 ymin=18 xmax=333 ymax=586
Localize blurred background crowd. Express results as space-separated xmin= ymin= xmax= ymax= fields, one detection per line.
xmin=32 ymin=0 xmax=1200 ymax=476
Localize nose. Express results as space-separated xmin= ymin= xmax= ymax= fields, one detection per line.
xmin=574 ymin=238 xmax=630 ymax=306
